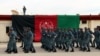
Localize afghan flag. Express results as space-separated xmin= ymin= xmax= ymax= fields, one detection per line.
xmin=12 ymin=15 xmax=80 ymax=42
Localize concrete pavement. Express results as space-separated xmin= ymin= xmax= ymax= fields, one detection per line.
xmin=0 ymin=43 xmax=99 ymax=56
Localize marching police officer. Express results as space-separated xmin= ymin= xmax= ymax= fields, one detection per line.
xmin=48 ymin=29 xmax=57 ymax=52
xmin=82 ymin=28 xmax=91 ymax=52
xmin=5 ymin=27 xmax=18 ymax=53
xmin=65 ymin=29 xmax=74 ymax=52
xmin=23 ymin=27 xmax=36 ymax=53
xmin=93 ymin=28 xmax=100 ymax=49
xmin=87 ymin=28 xmax=93 ymax=47
xmin=78 ymin=28 xmax=84 ymax=51
xmin=72 ymin=28 xmax=79 ymax=48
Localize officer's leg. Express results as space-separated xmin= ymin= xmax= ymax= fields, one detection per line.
xmin=13 ymin=42 xmax=18 ymax=53
xmin=56 ymin=41 xmax=59 ymax=48
xmin=65 ymin=42 xmax=69 ymax=52
xmin=58 ymin=41 xmax=62 ymax=49
xmin=62 ymin=43 xmax=66 ymax=50
xmin=98 ymin=40 xmax=100 ymax=49
xmin=79 ymin=40 xmax=82 ymax=51
xmin=20 ymin=38 xmax=24 ymax=47
xmin=5 ymin=42 xmax=10 ymax=52
xmin=72 ymin=40 xmax=75 ymax=47
xmin=24 ymin=43 xmax=29 ymax=53
xmin=30 ymin=43 xmax=36 ymax=53
xmin=61 ymin=41 xmax=64 ymax=50
xmin=76 ymin=40 xmax=79 ymax=48
xmin=90 ymin=39 xmax=93 ymax=46
xmin=7 ymin=42 xmax=13 ymax=53
xmin=87 ymin=43 xmax=90 ymax=52
xmin=96 ymin=41 xmax=99 ymax=49
xmin=92 ymin=39 xmax=96 ymax=47
xmin=82 ymin=42 xmax=86 ymax=51
xmin=52 ymin=43 xmax=56 ymax=52
xmin=70 ymin=42 xmax=74 ymax=52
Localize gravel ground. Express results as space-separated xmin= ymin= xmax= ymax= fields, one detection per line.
xmin=0 ymin=42 xmax=100 ymax=56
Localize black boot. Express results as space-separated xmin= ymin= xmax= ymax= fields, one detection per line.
xmin=7 ymin=50 xmax=12 ymax=54
xmin=79 ymin=47 xmax=82 ymax=51
xmin=96 ymin=46 xmax=99 ymax=49
xmin=82 ymin=47 xmax=86 ymax=51
xmin=31 ymin=48 xmax=36 ymax=53
xmin=62 ymin=46 xmax=65 ymax=50
xmin=70 ymin=48 xmax=74 ymax=52
xmin=24 ymin=49 xmax=29 ymax=53
xmin=75 ymin=45 xmax=79 ymax=48
xmin=13 ymin=49 xmax=18 ymax=53
xmin=5 ymin=49 xmax=9 ymax=52
xmin=58 ymin=46 xmax=62 ymax=49
xmin=52 ymin=49 xmax=57 ymax=52
xmin=56 ymin=45 xmax=59 ymax=48
xmin=48 ymin=49 xmax=52 ymax=52
xmin=65 ymin=49 xmax=69 ymax=52
xmin=87 ymin=49 xmax=91 ymax=52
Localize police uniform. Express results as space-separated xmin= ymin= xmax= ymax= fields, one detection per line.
xmin=65 ymin=30 xmax=74 ymax=52
xmin=24 ymin=27 xmax=36 ymax=53
xmin=82 ymin=29 xmax=91 ymax=52
xmin=5 ymin=28 xmax=18 ymax=53
xmin=93 ymin=28 xmax=100 ymax=49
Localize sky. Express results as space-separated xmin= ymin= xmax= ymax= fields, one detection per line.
xmin=0 ymin=0 xmax=100 ymax=15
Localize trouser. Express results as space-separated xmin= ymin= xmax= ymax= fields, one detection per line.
xmin=7 ymin=41 xmax=17 ymax=52
xmin=92 ymin=39 xmax=96 ymax=47
xmin=89 ymin=38 xmax=93 ymax=46
xmin=82 ymin=41 xmax=90 ymax=51
xmin=65 ymin=41 xmax=74 ymax=51
xmin=72 ymin=39 xmax=79 ymax=47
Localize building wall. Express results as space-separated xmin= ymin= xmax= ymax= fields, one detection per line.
xmin=79 ymin=20 xmax=89 ymax=29
xmin=91 ymin=20 xmax=100 ymax=32
xmin=0 ymin=21 xmax=12 ymax=42
xmin=80 ymin=20 xmax=100 ymax=32
xmin=0 ymin=20 xmax=100 ymax=42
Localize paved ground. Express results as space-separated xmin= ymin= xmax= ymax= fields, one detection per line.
xmin=0 ymin=42 xmax=100 ymax=56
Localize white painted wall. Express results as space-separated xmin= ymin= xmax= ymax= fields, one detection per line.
xmin=0 ymin=21 xmax=12 ymax=42
xmin=79 ymin=20 xmax=89 ymax=29
xmin=91 ymin=20 xmax=100 ymax=32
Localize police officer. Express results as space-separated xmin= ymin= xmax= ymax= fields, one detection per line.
xmin=41 ymin=27 xmax=47 ymax=49
xmin=20 ymin=27 xmax=27 ymax=48
xmin=93 ymin=28 xmax=100 ymax=49
xmin=65 ymin=29 xmax=74 ymax=52
xmin=55 ymin=28 xmax=61 ymax=49
xmin=24 ymin=27 xmax=36 ymax=53
xmin=48 ymin=29 xmax=57 ymax=52
xmin=87 ymin=28 xmax=93 ymax=47
xmin=82 ymin=27 xmax=91 ymax=52
xmin=56 ymin=28 xmax=62 ymax=49
xmin=72 ymin=28 xmax=79 ymax=48
xmin=78 ymin=28 xmax=84 ymax=51
xmin=5 ymin=27 xmax=18 ymax=53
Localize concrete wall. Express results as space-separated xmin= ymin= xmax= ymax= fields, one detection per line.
xmin=0 ymin=21 xmax=12 ymax=42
